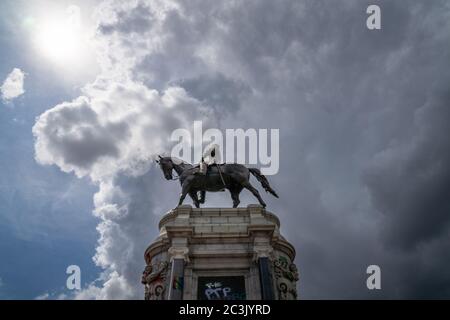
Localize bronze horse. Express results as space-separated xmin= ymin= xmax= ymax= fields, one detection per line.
xmin=156 ymin=156 xmax=278 ymax=208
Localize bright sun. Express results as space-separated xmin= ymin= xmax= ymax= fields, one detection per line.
xmin=33 ymin=5 xmax=90 ymax=67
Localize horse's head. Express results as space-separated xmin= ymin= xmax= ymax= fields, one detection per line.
xmin=156 ymin=155 xmax=174 ymax=180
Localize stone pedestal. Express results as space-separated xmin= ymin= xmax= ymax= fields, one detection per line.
xmin=142 ymin=204 xmax=299 ymax=300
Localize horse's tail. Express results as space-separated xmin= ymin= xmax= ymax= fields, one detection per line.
xmin=249 ymin=168 xmax=279 ymax=198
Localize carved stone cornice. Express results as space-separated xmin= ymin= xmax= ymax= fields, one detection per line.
xmin=144 ymin=237 xmax=170 ymax=265
xmin=271 ymin=236 xmax=296 ymax=261
xmin=165 ymin=226 xmax=194 ymax=239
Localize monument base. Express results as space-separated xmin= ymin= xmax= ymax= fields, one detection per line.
xmin=142 ymin=204 xmax=298 ymax=300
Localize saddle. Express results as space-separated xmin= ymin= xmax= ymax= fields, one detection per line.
xmin=193 ymin=164 xmax=226 ymax=191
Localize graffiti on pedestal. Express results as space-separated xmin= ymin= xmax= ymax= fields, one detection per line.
xmin=197 ymin=276 xmax=246 ymax=300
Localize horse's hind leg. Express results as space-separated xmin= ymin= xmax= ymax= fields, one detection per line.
xmin=229 ymin=185 xmax=242 ymax=208
xmin=230 ymin=191 xmax=240 ymax=208
xmin=242 ymin=181 xmax=266 ymax=208
xmin=189 ymin=191 xmax=200 ymax=208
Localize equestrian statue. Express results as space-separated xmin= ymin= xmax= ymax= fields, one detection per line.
xmin=156 ymin=148 xmax=279 ymax=208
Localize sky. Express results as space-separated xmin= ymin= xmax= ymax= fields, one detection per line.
xmin=1 ymin=0 xmax=450 ymax=299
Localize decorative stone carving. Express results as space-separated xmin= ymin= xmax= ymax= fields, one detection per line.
xmin=168 ymin=246 xmax=190 ymax=262
xmin=273 ymin=255 xmax=299 ymax=300
xmin=253 ymin=246 xmax=274 ymax=262
xmin=142 ymin=261 xmax=169 ymax=300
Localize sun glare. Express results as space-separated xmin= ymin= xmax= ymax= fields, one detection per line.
xmin=33 ymin=5 xmax=91 ymax=68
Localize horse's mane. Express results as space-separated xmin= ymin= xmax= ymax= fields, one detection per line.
xmin=168 ymin=156 xmax=192 ymax=166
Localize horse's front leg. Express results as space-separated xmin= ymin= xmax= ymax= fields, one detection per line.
xmin=178 ymin=181 xmax=191 ymax=207
xmin=189 ymin=191 xmax=200 ymax=208
xmin=199 ymin=190 xmax=206 ymax=204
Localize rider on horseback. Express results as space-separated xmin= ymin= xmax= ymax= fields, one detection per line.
xmin=195 ymin=144 xmax=226 ymax=192
xmin=195 ymin=144 xmax=219 ymax=175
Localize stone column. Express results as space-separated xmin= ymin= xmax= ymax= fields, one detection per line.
xmin=167 ymin=246 xmax=189 ymax=300
xmin=249 ymin=205 xmax=276 ymax=300
xmin=254 ymin=247 xmax=275 ymax=300
xmin=258 ymin=256 xmax=275 ymax=300
xmin=166 ymin=205 xmax=192 ymax=300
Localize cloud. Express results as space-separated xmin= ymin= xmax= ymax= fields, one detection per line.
xmin=32 ymin=0 xmax=450 ymax=299
xmin=364 ymin=94 xmax=450 ymax=250
xmin=175 ymin=73 xmax=252 ymax=117
xmin=35 ymin=291 xmax=72 ymax=300
xmin=35 ymin=293 xmax=50 ymax=300
xmin=1 ymin=68 xmax=25 ymax=102
xmin=33 ymin=81 xmax=215 ymax=299
xmin=33 ymin=81 xmax=214 ymax=179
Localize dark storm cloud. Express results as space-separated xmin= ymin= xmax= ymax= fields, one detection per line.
xmin=98 ymin=2 xmax=154 ymax=35
xmin=357 ymin=0 xmax=450 ymax=251
xmin=175 ymin=73 xmax=251 ymax=116
xmin=119 ymin=0 xmax=450 ymax=298
xmin=364 ymin=92 xmax=450 ymax=249
xmin=180 ymin=0 xmax=450 ymax=298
